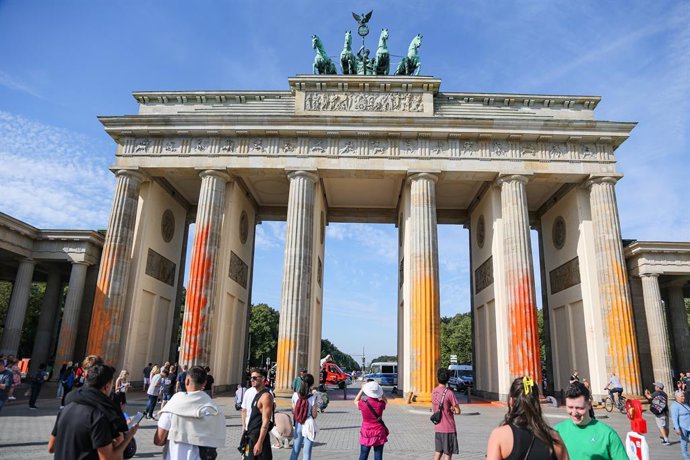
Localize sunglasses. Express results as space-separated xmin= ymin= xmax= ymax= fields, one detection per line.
xmin=250 ymin=376 xmax=263 ymax=381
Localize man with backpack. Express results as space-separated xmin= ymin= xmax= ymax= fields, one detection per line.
xmin=645 ymin=382 xmax=671 ymax=445
xmin=28 ymin=363 xmax=49 ymax=409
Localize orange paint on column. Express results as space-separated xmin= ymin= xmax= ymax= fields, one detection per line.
xmin=410 ymin=274 xmax=440 ymax=402
xmin=180 ymin=224 xmax=213 ymax=363
xmin=508 ymin=273 xmax=542 ymax=381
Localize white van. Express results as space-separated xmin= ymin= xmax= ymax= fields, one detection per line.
xmin=447 ymin=364 xmax=473 ymax=392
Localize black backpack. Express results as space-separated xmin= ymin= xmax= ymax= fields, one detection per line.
xmin=650 ymin=394 xmax=667 ymax=415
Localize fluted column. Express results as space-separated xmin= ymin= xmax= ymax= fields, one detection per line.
xmin=55 ymin=262 xmax=90 ymax=367
xmin=31 ymin=271 xmax=63 ymax=370
xmin=640 ymin=274 xmax=674 ymax=386
xmin=180 ymin=170 xmax=229 ymax=366
xmin=669 ymin=285 xmax=690 ymax=372
xmin=87 ymin=169 xmax=144 ymax=362
xmin=587 ymin=176 xmax=641 ymax=394
xmin=275 ymin=171 xmax=317 ymax=395
xmin=0 ymin=258 xmax=36 ymax=355
xmin=408 ymin=172 xmax=440 ymax=402
xmin=497 ymin=175 xmax=542 ymax=383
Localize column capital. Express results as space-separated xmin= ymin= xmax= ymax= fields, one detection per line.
xmin=114 ymin=168 xmax=147 ymax=183
xmin=496 ymin=173 xmax=530 ymax=187
xmin=198 ymin=169 xmax=231 ymax=182
xmin=19 ymin=258 xmax=36 ymax=266
xmin=640 ymin=272 xmax=660 ymax=279
xmin=584 ymin=174 xmax=622 ymax=189
xmin=286 ymin=170 xmax=319 ymax=183
xmin=70 ymin=260 xmax=92 ymax=267
xmin=406 ymin=172 xmax=439 ymax=184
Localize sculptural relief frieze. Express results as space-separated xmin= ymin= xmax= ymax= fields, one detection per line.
xmin=304 ymin=91 xmax=424 ymax=113
xmin=121 ymin=136 xmax=614 ymax=163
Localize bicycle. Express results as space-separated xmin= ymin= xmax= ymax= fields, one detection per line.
xmin=603 ymin=392 xmax=626 ymax=413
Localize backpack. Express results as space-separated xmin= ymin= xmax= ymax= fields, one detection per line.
xmin=650 ymin=394 xmax=667 ymax=415
xmin=294 ymin=394 xmax=311 ymax=424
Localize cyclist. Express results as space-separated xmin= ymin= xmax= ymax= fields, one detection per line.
xmin=604 ymin=372 xmax=624 ymax=406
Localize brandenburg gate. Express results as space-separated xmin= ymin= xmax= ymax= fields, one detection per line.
xmin=84 ymin=71 xmax=649 ymax=401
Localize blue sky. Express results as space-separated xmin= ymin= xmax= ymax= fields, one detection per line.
xmin=1 ymin=1 xmax=688 ymax=364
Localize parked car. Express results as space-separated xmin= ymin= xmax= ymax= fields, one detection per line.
xmin=448 ymin=364 xmax=473 ymax=393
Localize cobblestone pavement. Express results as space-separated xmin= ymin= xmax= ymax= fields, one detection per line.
xmin=0 ymin=383 xmax=681 ymax=459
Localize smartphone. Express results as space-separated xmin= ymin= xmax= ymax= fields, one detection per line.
xmin=128 ymin=411 xmax=144 ymax=429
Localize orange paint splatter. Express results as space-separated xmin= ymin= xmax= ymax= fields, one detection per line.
xmin=410 ymin=273 xmax=440 ymax=402
xmin=180 ymin=224 xmax=215 ymax=364
xmin=508 ymin=273 xmax=542 ymax=382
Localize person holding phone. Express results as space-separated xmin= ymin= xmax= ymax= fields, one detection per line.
xmin=49 ymin=364 xmax=138 ymax=459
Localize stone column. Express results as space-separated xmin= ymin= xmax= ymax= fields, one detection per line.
xmin=408 ymin=172 xmax=440 ymax=402
xmin=179 ymin=170 xmax=229 ymax=366
xmin=54 ymin=262 xmax=90 ymax=367
xmin=497 ymin=175 xmax=542 ymax=382
xmin=587 ymin=176 xmax=641 ymax=394
xmin=669 ymin=285 xmax=690 ymax=372
xmin=640 ymin=274 xmax=674 ymax=386
xmin=87 ymin=169 xmax=144 ymax=362
xmin=275 ymin=171 xmax=317 ymax=396
xmin=31 ymin=271 xmax=62 ymax=370
xmin=0 ymin=258 xmax=36 ymax=356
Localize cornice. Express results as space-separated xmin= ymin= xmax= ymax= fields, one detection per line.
xmin=99 ymin=114 xmax=636 ymax=145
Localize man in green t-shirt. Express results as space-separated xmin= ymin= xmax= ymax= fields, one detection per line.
xmin=292 ymin=368 xmax=307 ymax=392
xmin=554 ymin=382 xmax=627 ymax=460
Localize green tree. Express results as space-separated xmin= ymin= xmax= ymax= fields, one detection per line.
xmin=440 ymin=313 xmax=472 ymax=367
xmin=370 ymin=355 xmax=397 ymax=363
xmin=0 ymin=281 xmax=49 ymax=359
xmin=320 ymin=338 xmax=360 ymax=371
xmin=248 ymin=303 xmax=279 ymax=367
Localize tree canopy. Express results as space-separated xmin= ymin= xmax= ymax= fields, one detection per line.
xmin=321 ymin=338 xmax=360 ymax=371
xmin=248 ymin=303 xmax=279 ymax=367
xmin=370 ymin=355 xmax=397 ymax=364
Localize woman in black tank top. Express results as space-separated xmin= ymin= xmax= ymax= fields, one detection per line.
xmin=486 ymin=377 xmax=569 ymax=460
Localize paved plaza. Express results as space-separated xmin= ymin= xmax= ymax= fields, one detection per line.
xmin=0 ymin=383 xmax=682 ymax=459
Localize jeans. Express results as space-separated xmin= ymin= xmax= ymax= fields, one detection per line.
xmin=359 ymin=444 xmax=383 ymax=460
xmin=145 ymin=394 xmax=158 ymax=417
xmin=681 ymin=428 xmax=690 ymax=460
xmin=0 ymin=398 xmax=5 ymax=413
xmin=290 ymin=422 xmax=313 ymax=460
xmin=608 ymin=387 xmax=623 ymax=401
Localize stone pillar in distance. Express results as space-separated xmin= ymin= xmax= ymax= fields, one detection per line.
xmin=497 ymin=174 xmax=542 ymax=383
xmin=55 ymin=262 xmax=90 ymax=367
xmin=640 ymin=274 xmax=674 ymax=386
xmin=587 ymin=176 xmax=641 ymax=394
xmin=668 ymin=285 xmax=690 ymax=372
xmin=179 ymin=170 xmax=229 ymax=366
xmin=31 ymin=270 xmax=62 ymax=370
xmin=275 ymin=171 xmax=317 ymax=396
xmin=87 ymin=169 xmax=144 ymax=363
xmin=408 ymin=172 xmax=440 ymax=402
xmin=0 ymin=258 xmax=36 ymax=356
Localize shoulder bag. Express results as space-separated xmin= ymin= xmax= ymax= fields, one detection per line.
xmin=430 ymin=387 xmax=448 ymax=425
xmin=363 ymin=398 xmax=390 ymax=436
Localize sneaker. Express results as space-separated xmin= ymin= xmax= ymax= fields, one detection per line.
xmin=29 ymin=406 xmax=37 ymax=410
xmin=8 ymin=396 xmax=15 ymax=400
xmin=662 ymin=440 xmax=671 ymax=446
xmin=59 ymin=406 xmax=64 ymax=409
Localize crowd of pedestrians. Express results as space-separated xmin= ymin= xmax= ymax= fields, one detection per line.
xmin=5 ymin=349 xmax=690 ymax=459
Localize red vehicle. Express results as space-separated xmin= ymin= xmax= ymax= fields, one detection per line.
xmin=320 ymin=362 xmax=351 ymax=389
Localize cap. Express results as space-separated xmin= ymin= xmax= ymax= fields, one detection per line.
xmin=299 ymin=368 xmax=308 ymax=373
xmin=653 ymin=382 xmax=664 ymax=389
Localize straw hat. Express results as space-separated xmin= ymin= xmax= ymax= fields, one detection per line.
xmin=363 ymin=381 xmax=383 ymax=399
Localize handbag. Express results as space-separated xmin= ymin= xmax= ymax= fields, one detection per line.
xmin=363 ymin=398 xmax=390 ymax=436
xmin=198 ymin=446 xmax=217 ymax=460
xmin=430 ymin=387 xmax=449 ymax=425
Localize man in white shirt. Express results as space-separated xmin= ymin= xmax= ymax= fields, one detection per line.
xmin=145 ymin=369 xmax=166 ymax=420
xmin=154 ymin=366 xmax=225 ymax=460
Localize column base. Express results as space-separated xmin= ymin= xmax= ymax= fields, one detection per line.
xmin=411 ymin=392 xmax=432 ymax=403
xmin=274 ymin=387 xmax=294 ymax=398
